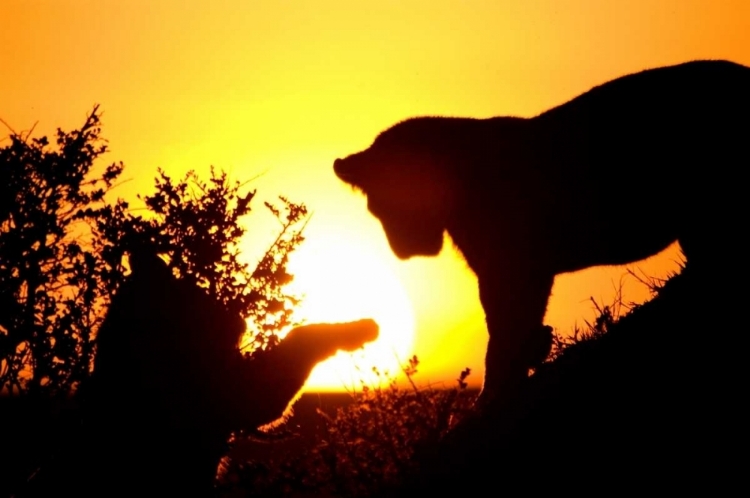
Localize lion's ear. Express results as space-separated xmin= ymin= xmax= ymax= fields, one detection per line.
xmin=334 ymin=152 xmax=374 ymax=191
xmin=333 ymin=157 xmax=350 ymax=178
xmin=333 ymin=157 xmax=360 ymax=184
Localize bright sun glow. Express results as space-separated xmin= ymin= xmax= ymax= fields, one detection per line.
xmin=281 ymin=235 xmax=416 ymax=392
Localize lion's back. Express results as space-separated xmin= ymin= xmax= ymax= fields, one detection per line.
xmin=527 ymin=60 xmax=748 ymax=206
xmin=538 ymin=60 xmax=749 ymax=123
xmin=536 ymin=60 xmax=748 ymax=151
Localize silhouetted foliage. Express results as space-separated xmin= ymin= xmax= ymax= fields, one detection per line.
xmin=105 ymin=167 xmax=308 ymax=353
xmin=0 ymin=107 xmax=125 ymax=396
xmin=547 ymin=266 xmax=683 ymax=362
xmin=219 ymin=358 xmax=476 ymax=497
xmin=0 ymin=105 xmax=308 ymax=398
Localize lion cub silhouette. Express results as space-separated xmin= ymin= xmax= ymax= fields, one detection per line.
xmin=334 ymin=59 xmax=749 ymax=406
xmin=81 ymin=247 xmax=379 ymax=495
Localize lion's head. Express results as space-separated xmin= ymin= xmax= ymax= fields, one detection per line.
xmin=333 ymin=118 xmax=470 ymax=259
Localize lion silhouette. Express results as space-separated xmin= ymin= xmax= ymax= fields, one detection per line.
xmin=75 ymin=247 xmax=379 ymax=496
xmin=333 ymin=59 xmax=749 ymax=406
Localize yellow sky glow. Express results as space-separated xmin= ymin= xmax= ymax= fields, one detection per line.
xmin=2 ymin=0 xmax=748 ymax=391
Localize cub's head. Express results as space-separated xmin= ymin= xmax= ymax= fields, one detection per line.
xmin=333 ymin=117 xmax=463 ymax=260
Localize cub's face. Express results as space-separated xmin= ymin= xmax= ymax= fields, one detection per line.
xmin=334 ymin=121 xmax=455 ymax=259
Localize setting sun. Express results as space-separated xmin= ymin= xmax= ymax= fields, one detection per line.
xmin=280 ymin=234 xmax=416 ymax=391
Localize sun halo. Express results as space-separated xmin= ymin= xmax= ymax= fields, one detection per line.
xmin=279 ymin=236 xmax=416 ymax=392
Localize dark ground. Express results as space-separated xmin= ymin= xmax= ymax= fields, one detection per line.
xmin=1 ymin=392 xmax=360 ymax=497
xmin=393 ymin=264 xmax=747 ymax=496
xmin=229 ymin=392 xmax=358 ymax=462
xmin=3 ymin=263 xmax=746 ymax=497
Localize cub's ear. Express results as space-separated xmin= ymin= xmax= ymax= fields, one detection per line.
xmin=127 ymin=246 xmax=171 ymax=279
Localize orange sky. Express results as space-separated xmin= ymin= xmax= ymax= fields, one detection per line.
xmin=2 ymin=1 xmax=749 ymax=390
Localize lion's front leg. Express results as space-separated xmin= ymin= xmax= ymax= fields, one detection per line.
xmin=476 ymin=271 xmax=555 ymax=410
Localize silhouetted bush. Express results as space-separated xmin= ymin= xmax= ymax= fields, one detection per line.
xmin=0 ymin=108 xmax=125 ymax=396
xmin=0 ymin=106 xmax=308 ymax=399
xmin=0 ymin=106 xmax=309 ymax=495
xmin=219 ymin=357 xmax=476 ymax=497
